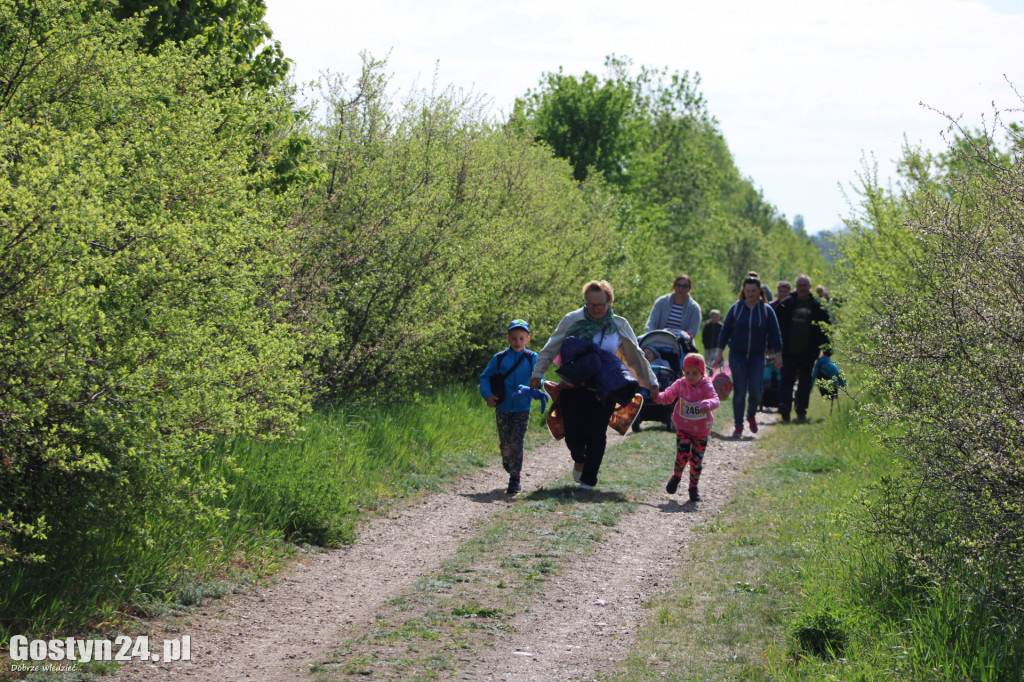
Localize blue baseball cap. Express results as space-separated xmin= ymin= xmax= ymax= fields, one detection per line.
xmin=507 ymin=319 xmax=530 ymax=332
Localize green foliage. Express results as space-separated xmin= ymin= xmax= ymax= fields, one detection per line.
xmin=791 ymin=607 xmax=850 ymax=661
xmin=0 ymin=0 xmax=309 ymax=563
xmin=512 ymin=55 xmax=648 ymax=186
xmin=0 ymin=385 xmax=497 ymax=639
xmin=101 ymin=0 xmax=289 ymax=90
xmin=295 ymin=56 xmax=619 ymax=397
xmin=511 ymin=55 xmax=826 ymax=320
xmin=835 ymin=105 xmax=1024 ymax=613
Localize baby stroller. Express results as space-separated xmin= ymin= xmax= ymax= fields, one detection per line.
xmin=632 ymin=329 xmax=699 ymax=431
xmin=760 ymin=364 xmax=782 ymax=411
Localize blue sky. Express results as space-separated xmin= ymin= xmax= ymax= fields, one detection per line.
xmin=264 ymin=0 xmax=1024 ymax=235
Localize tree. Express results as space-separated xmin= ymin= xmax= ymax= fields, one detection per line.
xmin=511 ymin=56 xmax=826 ymax=320
xmin=100 ymin=0 xmax=289 ymax=90
xmin=292 ymin=58 xmax=622 ymax=398
xmin=0 ymin=0 xmax=309 ymax=563
xmin=835 ymin=109 xmax=1024 ymax=612
xmin=512 ymin=57 xmax=643 ymax=186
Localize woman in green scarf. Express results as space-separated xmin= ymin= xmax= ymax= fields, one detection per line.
xmin=529 ymin=280 xmax=660 ymax=489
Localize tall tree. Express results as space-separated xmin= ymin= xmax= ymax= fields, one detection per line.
xmin=512 ymin=56 xmax=825 ymax=318
xmin=101 ymin=0 xmax=289 ymax=89
xmin=511 ymin=58 xmax=643 ymax=186
xmin=0 ymin=0 xmax=309 ymax=564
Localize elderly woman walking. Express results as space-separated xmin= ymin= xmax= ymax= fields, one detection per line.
xmin=530 ymin=280 xmax=660 ymax=489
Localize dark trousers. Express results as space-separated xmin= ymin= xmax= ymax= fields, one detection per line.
xmin=560 ymin=387 xmax=616 ymax=487
xmin=780 ymin=352 xmax=817 ymax=417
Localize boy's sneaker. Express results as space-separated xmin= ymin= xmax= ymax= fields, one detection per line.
xmin=577 ymin=482 xmax=594 ymax=490
xmin=688 ymin=487 xmax=701 ymax=502
xmin=795 ymin=411 xmax=807 ymax=422
xmin=666 ymin=475 xmax=681 ymax=494
xmin=747 ymin=416 xmax=758 ymax=433
xmin=731 ymin=425 xmax=743 ymax=438
xmin=506 ymin=477 xmax=521 ymax=495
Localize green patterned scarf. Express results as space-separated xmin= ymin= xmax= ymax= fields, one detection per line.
xmin=567 ymin=307 xmax=617 ymax=342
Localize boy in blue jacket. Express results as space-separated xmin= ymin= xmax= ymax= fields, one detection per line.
xmin=479 ymin=319 xmax=537 ymax=494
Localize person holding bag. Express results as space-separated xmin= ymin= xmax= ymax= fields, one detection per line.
xmin=529 ymin=280 xmax=659 ymax=489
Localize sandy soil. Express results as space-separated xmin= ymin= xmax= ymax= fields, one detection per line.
xmin=113 ymin=411 xmax=774 ymax=682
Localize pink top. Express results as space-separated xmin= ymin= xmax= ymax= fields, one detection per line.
xmin=654 ymin=376 xmax=720 ymax=437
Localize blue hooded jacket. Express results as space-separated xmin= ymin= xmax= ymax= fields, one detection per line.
xmin=717 ymin=300 xmax=784 ymax=359
xmin=479 ymin=348 xmax=536 ymax=412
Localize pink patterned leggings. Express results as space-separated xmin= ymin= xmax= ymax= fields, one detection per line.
xmin=674 ymin=430 xmax=708 ymax=491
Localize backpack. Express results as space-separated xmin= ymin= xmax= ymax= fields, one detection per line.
xmin=489 ymin=350 xmax=536 ymax=403
xmin=813 ymin=356 xmax=845 ymax=400
xmin=712 ymin=368 xmax=733 ymax=401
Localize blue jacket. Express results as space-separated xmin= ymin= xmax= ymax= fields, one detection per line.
xmin=717 ymin=300 xmax=783 ymax=359
xmin=556 ymin=336 xmax=639 ymax=409
xmin=479 ymin=348 xmax=537 ymax=412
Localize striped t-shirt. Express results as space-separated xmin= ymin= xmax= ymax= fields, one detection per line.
xmin=665 ymin=303 xmax=687 ymax=330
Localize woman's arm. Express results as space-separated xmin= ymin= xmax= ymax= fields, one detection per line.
xmin=529 ymin=309 xmax=580 ymax=388
xmin=683 ymin=299 xmax=702 ymax=340
xmin=645 ymin=293 xmax=667 ymax=333
xmin=765 ymin=305 xmax=784 ymax=368
xmin=616 ymin=316 xmax=660 ymax=398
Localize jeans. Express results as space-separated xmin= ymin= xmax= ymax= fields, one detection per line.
xmin=728 ymin=352 xmax=766 ymax=426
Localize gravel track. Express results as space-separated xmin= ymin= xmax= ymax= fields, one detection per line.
xmin=114 ymin=412 xmax=775 ymax=681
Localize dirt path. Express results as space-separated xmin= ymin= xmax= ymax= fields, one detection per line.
xmin=114 ymin=412 xmax=774 ymax=681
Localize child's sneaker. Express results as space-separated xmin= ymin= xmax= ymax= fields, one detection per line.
xmin=506 ymin=477 xmax=521 ymax=495
xmin=747 ymin=416 xmax=758 ymax=433
xmin=688 ymin=487 xmax=701 ymax=502
xmin=666 ymin=475 xmax=681 ymax=494
xmin=731 ymin=424 xmax=743 ymax=438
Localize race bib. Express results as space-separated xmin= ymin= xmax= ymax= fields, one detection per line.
xmin=678 ymin=400 xmax=704 ymax=420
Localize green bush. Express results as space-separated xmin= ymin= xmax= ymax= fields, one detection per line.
xmin=0 ymin=1 xmax=310 ymax=563
xmin=834 ymin=105 xmax=1024 ymax=613
xmin=293 ymin=57 xmax=621 ymax=397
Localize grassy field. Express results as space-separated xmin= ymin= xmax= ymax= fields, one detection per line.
xmin=614 ymin=395 xmax=1023 ymax=681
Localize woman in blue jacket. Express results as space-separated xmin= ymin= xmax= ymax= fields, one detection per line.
xmin=714 ymin=275 xmax=783 ymax=438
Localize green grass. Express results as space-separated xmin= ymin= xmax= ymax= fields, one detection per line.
xmin=313 ymin=428 xmax=667 ymax=680
xmin=613 ymin=394 xmax=1024 ymax=680
xmin=0 ymin=386 xmax=500 ymax=644
xmin=7 ymin=380 xmax=1020 ymax=680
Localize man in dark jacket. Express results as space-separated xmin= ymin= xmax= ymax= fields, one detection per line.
xmin=774 ymin=275 xmax=831 ymax=421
